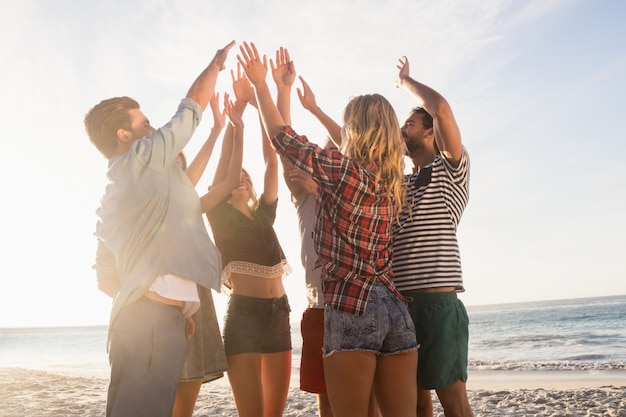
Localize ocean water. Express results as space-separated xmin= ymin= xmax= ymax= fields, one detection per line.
xmin=467 ymin=294 xmax=626 ymax=371
xmin=1 ymin=295 xmax=625 ymax=377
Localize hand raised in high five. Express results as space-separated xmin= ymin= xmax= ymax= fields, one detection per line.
xmin=209 ymin=92 xmax=226 ymax=131
xmin=187 ymin=40 xmax=236 ymax=110
xmin=271 ymin=47 xmax=296 ymax=89
xmin=224 ymin=94 xmax=244 ymax=129
xmin=296 ymin=76 xmax=318 ymax=112
xmin=231 ymin=63 xmax=255 ymax=106
xmin=211 ymin=40 xmax=236 ymax=71
xmin=237 ymin=41 xmax=285 ymax=139
xmin=237 ymin=41 xmax=268 ymax=86
xmin=296 ymin=76 xmax=342 ymax=144
xmin=395 ymin=55 xmax=410 ymax=88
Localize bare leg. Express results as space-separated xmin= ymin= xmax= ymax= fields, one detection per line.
xmin=435 ymin=380 xmax=474 ymax=417
xmin=172 ymin=380 xmax=203 ymax=417
xmin=226 ymin=353 xmax=263 ymax=417
xmin=324 ymin=351 xmax=376 ymax=417
xmin=373 ymin=350 xmax=418 ymax=417
xmin=317 ymin=393 xmax=334 ymax=417
xmin=367 ymin=389 xmax=381 ymax=417
xmin=261 ymin=350 xmax=292 ymax=417
xmin=417 ymin=386 xmax=433 ymax=417
xmin=315 ymin=387 xmax=373 ymax=417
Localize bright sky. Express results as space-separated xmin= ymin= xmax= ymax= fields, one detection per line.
xmin=1 ymin=0 xmax=625 ymax=328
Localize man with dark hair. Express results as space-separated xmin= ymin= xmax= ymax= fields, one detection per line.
xmin=85 ymin=41 xmax=234 ymax=417
xmin=393 ymin=55 xmax=474 ymax=417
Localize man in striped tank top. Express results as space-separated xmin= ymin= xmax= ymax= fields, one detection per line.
xmin=393 ymin=56 xmax=474 ymax=417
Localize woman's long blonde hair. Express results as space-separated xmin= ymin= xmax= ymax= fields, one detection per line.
xmin=341 ymin=94 xmax=407 ymax=215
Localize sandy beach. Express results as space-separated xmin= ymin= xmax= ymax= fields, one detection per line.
xmin=1 ymin=367 xmax=624 ymax=417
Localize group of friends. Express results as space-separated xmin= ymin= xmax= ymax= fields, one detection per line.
xmin=85 ymin=40 xmax=473 ymax=417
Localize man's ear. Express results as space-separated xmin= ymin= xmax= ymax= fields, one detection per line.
xmin=425 ymin=127 xmax=435 ymax=138
xmin=117 ymin=128 xmax=131 ymax=143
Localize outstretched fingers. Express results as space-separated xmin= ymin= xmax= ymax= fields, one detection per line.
xmin=210 ymin=92 xmax=226 ymax=128
xmin=396 ymin=55 xmax=410 ymax=87
xmin=297 ymin=76 xmax=316 ymax=110
xmin=238 ymin=41 xmax=260 ymax=64
xmin=237 ymin=41 xmax=267 ymax=85
xmin=399 ymin=56 xmax=410 ymax=71
xmin=283 ymin=48 xmax=291 ymax=65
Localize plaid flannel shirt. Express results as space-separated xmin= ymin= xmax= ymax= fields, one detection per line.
xmin=272 ymin=126 xmax=403 ymax=315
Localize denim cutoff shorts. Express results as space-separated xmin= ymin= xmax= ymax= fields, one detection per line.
xmin=322 ymin=281 xmax=417 ymax=357
xmin=223 ymin=294 xmax=292 ymax=356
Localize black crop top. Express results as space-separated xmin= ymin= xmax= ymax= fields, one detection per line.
xmin=207 ymin=194 xmax=291 ymax=289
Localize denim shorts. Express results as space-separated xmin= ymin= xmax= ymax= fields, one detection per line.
xmin=223 ymin=294 xmax=292 ymax=356
xmin=403 ymin=291 xmax=469 ymax=390
xmin=322 ymin=282 xmax=417 ymax=357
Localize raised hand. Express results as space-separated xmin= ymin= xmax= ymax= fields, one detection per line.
xmin=237 ymin=41 xmax=268 ymax=86
xmin=209 ymin=92 xmax=226 ymax=130
xmin=186 ymin=40 xmax=236 ymax=110
xmin=211 ymin=40 xmax=236 ymax=71
xmin=396 ymin=55 xmax=410 ymax=88
xmin=224 ymin=94 xmax=244 ymax=129
xmin=296 ymin=76 xmax=318 ymax=111
xmin=271 ymin=47 xmax=296 ymax=89
xmin=231 ymin=63 xmax=255 ymax=105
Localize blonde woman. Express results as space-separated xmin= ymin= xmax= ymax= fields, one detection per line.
xmin=238 ymin=42 xmax=418 ymax=417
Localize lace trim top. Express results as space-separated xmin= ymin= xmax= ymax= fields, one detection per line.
xmin=207 ymin=194 xmax=291 ymax=291
xmin=222 ymin=260 xmax=292 ymax=289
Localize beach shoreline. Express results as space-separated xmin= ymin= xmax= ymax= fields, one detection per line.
xmin=2 ymin=367 xmax=624 ymax=416
xmin=467 ymin=369 xmax=626 ymax=390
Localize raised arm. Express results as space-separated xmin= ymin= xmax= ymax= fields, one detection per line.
xmin=211 ymin=65 xmax=254 ymax=187
xmin=269 ymin=47 xmax=305 ymax=197
xmin=200 ymin=97 xmax=245 ymax=213
xmin=297 ymin=76 xmax=342 ymax=146
xmin=271 ymin=47 xmax=296 ymax=126
xmin=259 ymin=47 xmax=286 ymax=204
xmin=396 ymin=56 xmax=462 ymax=165
xmin=186 ymin=40 xmax=235 ymax=111
xmin=185 ymin=93 xmax=226 ymax=186
xmin=259 ymin=105 xmax=279 ymax=204
xmin=237 ymin=41 xmax=286 ymax=141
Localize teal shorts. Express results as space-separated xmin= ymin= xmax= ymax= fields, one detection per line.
xmin=403 ymin=291 xmax=469 ymax=390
